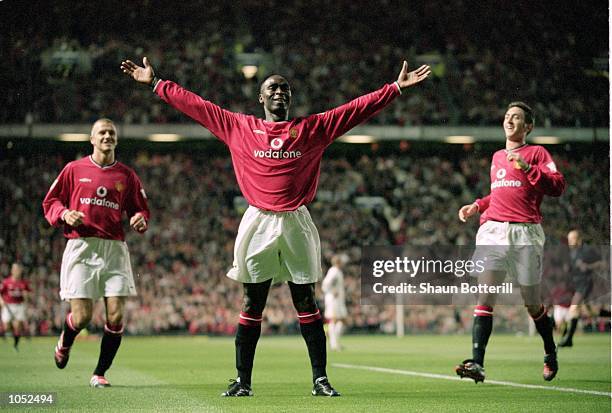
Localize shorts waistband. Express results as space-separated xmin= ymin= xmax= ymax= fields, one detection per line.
xmin=249 ymin=205 xmax=307 ymax=214
xmin=489 ymin=220 xmax=536 ymax=225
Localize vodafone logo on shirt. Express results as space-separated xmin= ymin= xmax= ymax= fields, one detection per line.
xmin=270 ymin=138 xmax=283 ymax=149
xmin=96 ymin=186 xmax=108 ymax=197
xmin=491 ymin=167 xmax=522 ymax=189
xmin=253 ymin=137 xmax=302 ymax=159
xmin=80 ymin=185 xmax=119 ymax=210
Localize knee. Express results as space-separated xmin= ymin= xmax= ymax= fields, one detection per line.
xmin=525 ymin=304 xmax=543 ymax=317
xmin=568 ymin=305 xmax=580 ymax=319
xmin=71 ymin=310 xmax=92 ymax=330
xmin=107 ymin=310 xmax=123 ymax=326
xmin=477 ymin=295 xmax=496 ymax=308
xmin=242 ymin=295 xmax=266 ymax=315
xmin=293 ymin=292 xmax=317 ymax=314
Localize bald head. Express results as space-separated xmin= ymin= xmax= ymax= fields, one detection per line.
xmin=260 ymin=75 xmax=290 ymax=94
xmin=91 ymin=118 xmax=116 ymax=136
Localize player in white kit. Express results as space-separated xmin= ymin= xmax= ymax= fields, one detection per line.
xmin=322 ymin=255 xmax=348 ymax=351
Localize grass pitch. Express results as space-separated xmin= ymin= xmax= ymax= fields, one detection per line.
xmin=0 ymin=333 xmax=609 ymax=412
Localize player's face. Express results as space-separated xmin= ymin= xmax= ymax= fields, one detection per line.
xmin=11 ymin=263 xmax=22 ymax=279
xmin=259 ymin=76 xmax=292 ymax=114
xmin=503 ymin=107 xmax=532 ymax=142
xmin=90 ymin=121 xmax=118 ymax=154
xmin=567 ymin=231 xmax=581 ymax=247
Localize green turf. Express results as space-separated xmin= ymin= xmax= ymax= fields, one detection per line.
xmin=0 ymin=334 xmax=609 ymax=412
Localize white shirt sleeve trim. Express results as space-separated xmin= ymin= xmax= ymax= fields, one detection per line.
xmin=393 ymin=81 xmax=402 ymax=94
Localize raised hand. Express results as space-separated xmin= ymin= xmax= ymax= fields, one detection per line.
xmin=396 ymin=62 xmax=431 ymax=89
xmin=121 ymin=57 xmax=155 ymax=85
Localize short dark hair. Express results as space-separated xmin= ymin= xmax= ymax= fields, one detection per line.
xmin=507 ymin=101 xmax=535 ymax=125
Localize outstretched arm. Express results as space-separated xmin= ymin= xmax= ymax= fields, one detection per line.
xmin=120 ymin=56 xmax=237 ymax=142
xmin=316 ymin=62 xmax=431 ymax=144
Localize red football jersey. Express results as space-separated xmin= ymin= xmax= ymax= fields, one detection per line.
xmin=42 ymin=156 xmax=150 ymax=241
xmin=475 ymin=144 xmax=566 ymax=224
xmin=1 ymin=277 xmax=30 ymax=304
xmin=155 ymin=80 xmax=401 ymax=211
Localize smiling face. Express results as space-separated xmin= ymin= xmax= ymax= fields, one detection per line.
xmin=259 ymin=75 xmax=292 ymax=121
xmin=503 ymin=106 xmax=533 ymax=143
xmin=90 ymin=119 xmax=117 ymax=155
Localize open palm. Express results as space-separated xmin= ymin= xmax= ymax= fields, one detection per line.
xmin=121 ymin=57 xmax=155 ymax=85
xmin=396 ymin=62 xmax=431 ymax=89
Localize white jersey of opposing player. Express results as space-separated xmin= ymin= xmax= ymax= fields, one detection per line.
xmin=322 ymin=266 xmax=347 ymax=319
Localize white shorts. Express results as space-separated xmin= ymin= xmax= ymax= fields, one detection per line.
xmin=227 ymin=206 xmax=322 ymax=284
xmin=324 ymin=295 xmax=347 ymax=319
xmin=472 ymin=220 xmax=545 ymax=286
xmin=60 ymin=237 xmax=137 ymax=301
xmin=1 ymin=303 xmax=26 ymax=323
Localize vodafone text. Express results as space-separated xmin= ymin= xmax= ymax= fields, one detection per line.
xmin=253 ymin=149 xmax=302 ymax=159
xmin=79 ymin=197 xmax=119 ymax=210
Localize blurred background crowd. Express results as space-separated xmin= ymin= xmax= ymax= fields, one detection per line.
xmin=2 ymin=1 xmax=608 ymax=127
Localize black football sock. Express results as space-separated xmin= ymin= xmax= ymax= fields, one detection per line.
xmin=60 ymin=313 xmax=81 ymax=348
xmin=13 ymin=334 xmax=20 ymax=348
xmin=93 ymin=323 xmax=123 ymax=376
xmin=532 ymin=306 xmax=556 ymax=354
xmin=565 ymin=317 xmax=578 ymax=341
xmin=472 ymin=306 xmax=494 ymax=366
xmin=236 ymin=311 xmax=263 ymax=386
xmin=298 ymin=311 xmax=327 ymax=381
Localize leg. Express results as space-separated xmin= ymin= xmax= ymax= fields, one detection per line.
xmin=456 ymin=270 xmax=504 ymax=383
xmin=328 ymin=318 xmax=339 ymax=351
xmin=288 ymin=282 xmax=327 ymax=380
xmin=234 ymin=280 xmax=271 ymax=387
xmin=522 ymin=285 xmax=556 ymax=354
xmin=521 ymin=284 xmax=558 ymax=381
xmin=333 ymin=318 xmax=344 ymax=351
xmin=70 ymin=298 xmax=94 ymax=329
xmin=471 ymin=271 xmax=504 ymax=366
xmin=289 ymin=282 xmax=340 ymax=396
xmin=327 ymin=316 xmax=337 ymax=350
xmin=55 ymin=299 xmax=93 ymax=369
xmin=92 ymin=296 xmax=126 ymax=382
xmin=560 ymin=292 xmax=584 ymax=347
xmin=11 ymin=320 xmax=21 ymax=350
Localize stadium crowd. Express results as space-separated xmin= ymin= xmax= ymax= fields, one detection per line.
xmin=2 ymin=1 xmax=608 ymax=127
xmin=0 ymin=146 xmax=608 ymax=336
